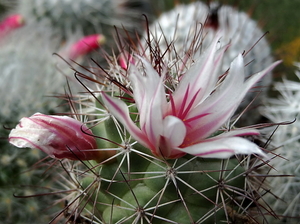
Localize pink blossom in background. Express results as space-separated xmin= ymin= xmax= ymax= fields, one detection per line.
xmin=0 ymin=14 xmax=24 ymax=36
xmin=68 ymin=34 xmax=106 ymax=60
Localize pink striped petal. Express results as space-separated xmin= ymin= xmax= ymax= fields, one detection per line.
xmin=172 ymin=35 xmax=226 ymax=110
xmin=101 ymin=93 xmax=151 ymax=149
xmin=185 ymin=56 xmax=281 ymax=142
xmin=129 ymin=58 xmax=166 ymax=148
xmin=9 ymin=113 xmax=99 ymax=161
xmin=186 ymin=54 xmax=245 ymax=130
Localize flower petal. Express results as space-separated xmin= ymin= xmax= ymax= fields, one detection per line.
xmin=242 ymin=60 xmax=282 ymax=97
xmin=211 ymin=128 xmax=260 ymax=139
xmin=185 ymin=55 xmax=281 ymax=142
xmin=171 ymin=35 xmax=226 ymax=112
xmin=157 ymin=116 xmax=187 ymax=158
xmin=167 ymin=46 xmax=239 ymax=146
xmin=186 ymin=54 xmax=245 ymax=136
xmin=129 ymin=59 xmax=165 ymax=122
xmin=129 ymin=58 xmax=166 ymax=149
xmin=69 ymin=34 xmax=105 ymax=60
xmin=162 ymin=115 xmax=186 ymax=148
xmin=101 ymin=93 xmax=151 ymax=149
xmin=9 ymin=113 xmax=99 ymax=161
xmin=178 ymin=137 xmax=267 ymax=159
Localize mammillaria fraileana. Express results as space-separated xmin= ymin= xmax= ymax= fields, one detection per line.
xmin=6 ymin=2 xmax=288 ymax=223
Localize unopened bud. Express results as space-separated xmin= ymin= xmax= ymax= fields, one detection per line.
xmin=9 ymin=113 xmax=101 ymax=161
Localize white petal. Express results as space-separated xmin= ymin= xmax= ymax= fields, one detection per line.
xmin=178 ymin=137 xmax=268 ymax=159
xmin=242 ymin=60 xmax=281 ymax=97
xmin=172 ymin=35 xmax=226 ymax=109
xmin=129 ymin=58 xmax=166 ymax=127
xmin=162 ymin=115 xmax=186 ymax=147
xmin=101 ymin=93 xmax=151 ymax=148
xmin=129 ymin=58 xmax=166 ymax=148
xmin=10 ymin=127 xmax=46 ymax=147
xmin=211 ymin=128 xmax=260 ymax=139
xmin=190 ymin=54 xmax=245 ymax=118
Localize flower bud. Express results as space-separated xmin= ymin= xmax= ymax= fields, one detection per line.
xmin=68 ymin=34 xmax=106 ymax=60
xmin=8 ymin=113 xmax=100 ymax=161
xmin=0 ymin=14 xmax=24 ymax=36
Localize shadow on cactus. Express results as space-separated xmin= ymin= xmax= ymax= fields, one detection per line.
xmin=7 ymin=2 xmax=294 ymax=224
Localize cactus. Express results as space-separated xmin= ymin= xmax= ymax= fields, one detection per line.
xmin=46 ymin=10 xmax=278 ymax=220
xmin=5 ymin=2 xmax=289 ymax=224
xmin=259 ymin=63 xmax=300 ymax=223
xmin=48 ymin=151 xmax=269 ymax=223
xmin=0 ymin=24 xmax=66 ymax=125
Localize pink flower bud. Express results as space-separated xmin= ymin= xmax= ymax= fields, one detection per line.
xmin=8 ymin=113 xmax=100 ymax=161
xmin=0 ymin=14 xmax=24 ymax=36
xmin=68 ymin=34 xmax=106 ymax=60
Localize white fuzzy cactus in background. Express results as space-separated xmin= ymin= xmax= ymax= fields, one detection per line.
xmin=0 ymin=0 xmax=151 ymax=126
xmin=260 ymin=63 xmax=300 ymax=222
xmin=0 ymin=24 xmax=70 ymax=124
xmin=16 ymin=0 xmax=151 ymax=46
xmin=148 ymin=2 xmax=272 ymax=77
xmin=0 ymin=23 xmax=107 ymax=126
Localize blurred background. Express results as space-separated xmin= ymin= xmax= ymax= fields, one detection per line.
xmin=152 ymin=0 xmax=300 ymax=80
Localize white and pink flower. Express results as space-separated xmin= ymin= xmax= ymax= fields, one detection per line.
xmin=9 ymin=113 xmax=100 ymax=161
xmin=102 ymin=38 xmax=280 ymax=159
